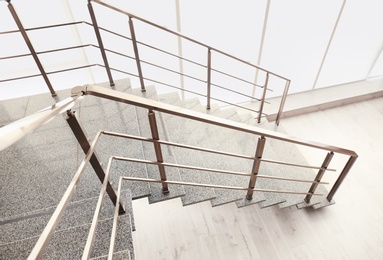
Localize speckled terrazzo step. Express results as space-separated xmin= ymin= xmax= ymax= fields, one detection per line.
xmin=179 ymin=102 xmax=264 ymax=207
xmin=91 ymin=249 xmax=132 ymax=260
xmin=76 ymin=80 xmax=150 ymax=200
xmin=0 ymin=212 xmax=134 ymax=260
xmin=0 ymin=194 xmax=133 ymax=259
xmin=0 ymin=189 xmax=134 ymax=248
xmin=157 ymin=92 xmax=217 ymax=206
xmin=131 ymin=87 xmax=186 ymax=204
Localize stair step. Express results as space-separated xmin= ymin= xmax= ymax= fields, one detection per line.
xmin=91 ymin=249 xmax=132 ymax=260
xmin=240 ymin=115 xmax=333 ymax=209
xmin=0 ymin=189 xmax=134 ymax=247
xmin=179 ymin=103 xmax=259 ymax=207
xmin=158 ymin=93 xmax=217 ymax=206
xmin=131 ymin=87 xmax=186 ymax=204
xmin=77 ymin=80 xmax=150 ymax=200
xmin=0 ymin=214 xmax=134 ymax=260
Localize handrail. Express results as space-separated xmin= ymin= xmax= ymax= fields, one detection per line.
xmin=74 ymin=84 xmax=357 ymax=157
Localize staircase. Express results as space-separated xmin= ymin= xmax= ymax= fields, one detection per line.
xmin=0 ymin=78 xmax=356 ymax=259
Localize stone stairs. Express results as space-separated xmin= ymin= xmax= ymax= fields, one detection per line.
xmin=0 ymin=78 xmax=332 ymax=259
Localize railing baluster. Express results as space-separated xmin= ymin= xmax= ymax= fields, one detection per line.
xmin=305 ymin=152 xmax=334 ymax=203
xmin=87 ymin=1 xmax=115 ymax=86
xmin=7 ymin=1 xmax=56 ymax=97
xmin=129 ymin=17 xmax=146 ymax=92
xmin=327 ymin=155 xmax=358 ymax=201
xmin=66 ymin=110 xmax=125 ymax=213
xmin=246 ymin=136 xmax=266 ymax=200
xmin=276 ymin=80 xmax=291 ymax=126
xmin=148 ymin=110 xmax=169 ymax=193
xmin=207 ymin=48 xmax=212 ymax=110
xmin=257 ymin=73 xmax=269 ymax=123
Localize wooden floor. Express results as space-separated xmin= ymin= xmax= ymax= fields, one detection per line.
xmin=132 ymin=97 xmax=383 ymax=260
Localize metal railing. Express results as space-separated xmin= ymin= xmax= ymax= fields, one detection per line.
xmin=0 ymin=84 xmax=357 ymax=258
xmin=2 ymin=0 xmax=291 ymax=124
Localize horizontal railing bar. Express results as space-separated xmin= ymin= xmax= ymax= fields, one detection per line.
xmin=79 ymin=85 xmax=358 ymax=157
xmin=211 ymin=68 xmax=264 ymax=89
xmin=137 ymin=41 xmax=206 ymax=68
xmin=0 ymin=73 xmax=42 ymax=83
xmin=46 ymin=64 xmax=99 ymax=75
xmin=24 ymin=21 xmax=85 ymax=32
xmin=120 ymin=176 xmax=323 ymax=196
xmin=101 ymin=130 xmax=336 ymax=172
xmin=104 ymin=48 xmax=135 ymax=60
xmin=109 ymin=67 xmax=140 ymax=78
xmin=0 ymin=21 xmax=85 ymax=35
xmin=106 ymin=49 xmax=205 ymax=85
xmin=261 ymin=158 xmax=336 ymax=172
xmin=209 ymin=96 xmax=266 ymax=116
xmin=0 ymin=44 xmax=96 ymax=61
xmin=0 ymin=64 xmax=100 ymax=83
xmin=106 ymin=48 xmax=265 ymax=106
xmin=210 ymin=82 xmax=264 ymax=103
xmin=96 ymin=23 xmax=207 ymax=69
xmin=139 ymin=59 xmax=206 ymax=84
xmin=28 ymin=131 xmax=102 ymax=259
xmin=141 ymin=76 xmax=207 ymax=97
xmin=37 ymin=44 xmax=97 ymax=55
xmin=105 ymin=47 xmax=267 ymax=105
xmin=113 ymin=156 xmax=329 ymax=185
xmin=92 ymin=0 xmax=289 ymax=81
xmin=0 ymin=53 xmax=30 ymax=60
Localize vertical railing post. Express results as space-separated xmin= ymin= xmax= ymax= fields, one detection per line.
xmin=88 ymin=0 xmax=115 ymax=86
xmin=327 ymin=155 xmax=358 ymax=201
xmin=275 ymin=80 xmax=290 ymax=126
xmin=246 ymin=136 xmax=266 ymax=200
xmin=257 ymin=73 xmax=269 ymax=123
xmin=128 ymin=17 xmax=146 ymax=92
xmin=305 ymin=152 xmax=334 ymax=203
xmin=148 ymin=110 xmax=169 ymax=193
xmin=206 ymin=48 xmax=212 ymax=110
xmin=66 ymin=110 xmax=125 ymax=214
xmin=7 ymin=0 xmax=56 ymax=97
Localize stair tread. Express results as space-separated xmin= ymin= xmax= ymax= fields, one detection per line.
xmin=91 ymin=249 xmax=131 ymax=260
xmin=0 ymin=190 xmax=134 ymax=245
xmin=131 ymin=87 xmax=186 ymax=204
xmin=0 ymin=214 xmax=134 ymax=260
xmin=157 ymin=93 xmax=217 ymax=206
xmin=240 ymin=116 xmax=332 ymax=209
xmin=77 ymin=80 xmax=150 ymax=200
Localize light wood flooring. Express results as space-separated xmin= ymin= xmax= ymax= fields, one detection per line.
xmin=132 ymin=97 xmax=383 ymax=260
